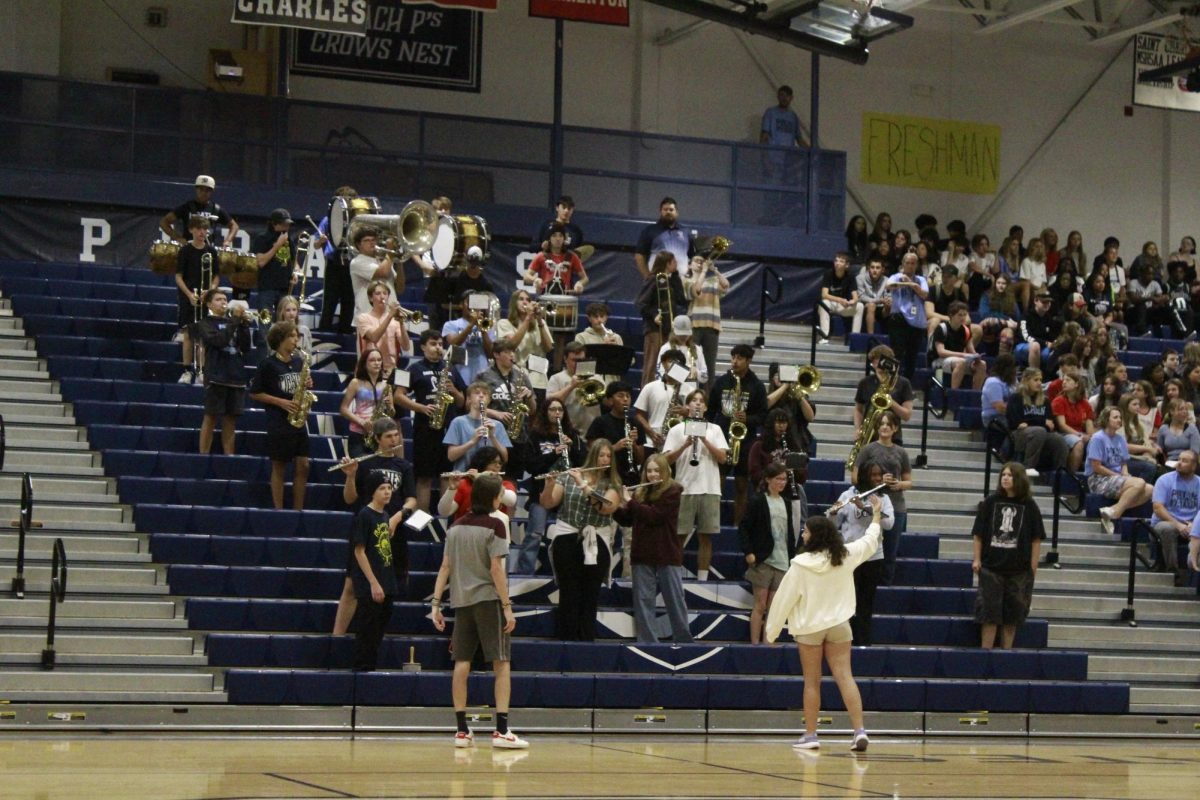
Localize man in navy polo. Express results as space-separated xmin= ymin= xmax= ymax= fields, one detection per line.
xmin=634 ymin=197 xmax=694 ymax=280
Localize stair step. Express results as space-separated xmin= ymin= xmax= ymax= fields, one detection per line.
xmin=0 ymin=533 xmax=142 ymax=555
xmin=4 ymin=563 xmax=160 ymax=586
xmin=1032 ymin=594 xmax=1200 ymax=622
xmin=4 ymin=425 xmax=88 ymax=444
xmin=0 ymin=670 xmax=213 ymax=692
xmin=0 ymin=503 xmax=128 ymax=523
xmin=0 ymin=475 xmax=112 ymax=495
xmin=0 ymin=633 xmax=195 ymax=656
xmin=1049 ymin=623 xmax=1200 ymax=650
xmin=0 ymin=598 xmax=177 ymax=619
xmin=2 ymin=450 xmax=100 ymax=470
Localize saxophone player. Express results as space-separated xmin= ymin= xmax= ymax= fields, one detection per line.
xmin=248 ymin=321 xmax=313 ymax=510
xmin=478 ymin=341 xmax=536 ymax=481
xmin=396 ymin=331 xmax=467 ymax=513
xmin=707 ymin=344 xmax=768 ymax=526
xmin=852 ymin=345 xmax=915 ymax=445
xmin=633 ymin=349 xmax=688 ymax=452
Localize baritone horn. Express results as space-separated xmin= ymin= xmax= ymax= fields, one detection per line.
xmin=790 ymin=365 xmax=821 ymax=400
xmin=346 ymin=199 xmax=438 ymax=257
xmin=576 ymin=377 xmax=606 ymax=407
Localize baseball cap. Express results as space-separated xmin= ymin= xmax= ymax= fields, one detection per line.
xmin=466 ymin=245 xmax=484 ymax=263
xmin=195 ymin=175 xmax=216 ymax=189
xmin=672 ymin=315 xmax=693 ymax=337
xmin=269 ymin=208 xmax=294 ymax=224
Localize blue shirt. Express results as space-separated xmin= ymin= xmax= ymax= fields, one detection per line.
xmin=1152 ymin=471 xmax=1200 ymax=524
xmin=442 ymin=413 xmax=513 ymax=473
xmin=761 ymin=106 xmax=800 ymax=147
xmin=981 ymin=377 xmax=1013 ymax=427
xmin=441 ymin=318 xmax=489 ymax=384
xmin=1084 ymin=429 xmax=1128 ymax=477
xmin=635 ymin=221 xmax=693 ymax=274
xmin=885 ymin=273 xmax=928 ymax=329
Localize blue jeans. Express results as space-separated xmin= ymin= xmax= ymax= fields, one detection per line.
xmin=511 ymin=502 xmax=550 ymax=574
xmin=883 ymin=511 xmax=906 ymax=585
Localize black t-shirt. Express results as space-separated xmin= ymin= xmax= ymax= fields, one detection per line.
xmin=637 ymin=272 xmax=688 ymax=335
xmin=707 ymin=370 xmax=768 ymax=434
xmin=532 ymin=219 xmax=585 ymax=252
xmin=1022 ymin=310 xmax=1062 ymax=344
xmin=449 ymin=271 xmax=495 ymax=302
xmin=822 ymin=268 xmax=856 ymax=301
xmin=251 ymin=229 xmax=298 ymax=291
xmin=172 ymin=200 xmax=232 ymax=238
xmin=198 ymin=314 xmax=252 ymax=387
xmin=249 ymin=352 xmax=303 ymax=431
xmin=930 ymin=321 xmax=970 ymax=360
xmin=853 ymin=373 xmax=913 ymax=445
xmin=354 ymin=460 xmax=416 ymax=575
xmin=176 ymin=242 xmax=218 ymax=295
xmin=1006 ymin=396 xmax=1051 ymax=429
xmin=586 ymin=412 xmax=643 ymax=484
xmin=972 ymin=494 xmax=1045 ymax=575
xmin=931 ymin=284 xmax=965 ymax=316
xmin=407 ymin=358 xmax=467 ymax=432
xmin=349 ymin=505 xmax=399 ymax=598
xmin=524 ymin=430 xmax=586 ymax=498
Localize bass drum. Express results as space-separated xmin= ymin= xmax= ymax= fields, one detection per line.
xmin=148 ymin=241 xmax=180 ymax=274
xmin=431 ymin=214 xmax=490 ymax=271
xmin=329 ymin=195 xmax=381 ymax=247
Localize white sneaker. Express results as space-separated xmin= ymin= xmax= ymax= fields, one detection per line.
xmin=1098 ymin=506 xmax=1115 ymax=536
xmin=454 ymin=728 xmax=474 ymax=748
xmin=793 ymin=734 xmax=820 ymax=750
xmin=177 ymin=369 xmax=193 ymax=384
xmin=492 ymin=729 xmax=530 ymax=749
xmin=1025 ymin=468 xmax=1039 ymax=479
xmin=851 ymin=730 xmax=869 ymax=752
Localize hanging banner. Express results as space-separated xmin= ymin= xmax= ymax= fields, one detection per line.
xmin=291 ymin=1 xmax=484 ymax=93
xmin=860 ymin=112 xmax=1001 ymax=195
xmin=529 ymin=0 xmax=630 ymax=26
xmin=1133 ymin=32 xmax=1200 ymax=113
xmin=231 ymin=0 xmax=370 ymax=35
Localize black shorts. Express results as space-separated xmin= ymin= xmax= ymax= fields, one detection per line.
xmin=204 ymin=384 xmax=245 ymax=417
xmin=412 ymin=424 xmax=449 ymax=478
xmin=177 ymin=295 xmax=199 ymax=329
xmin=974 ymin=567 xmax=1034 ymax=626
xmin=265 ymin=424 xmax=310 ymax=462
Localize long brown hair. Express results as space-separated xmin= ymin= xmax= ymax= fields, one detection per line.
xmin=636 ymin=453 xmax=677 ymax=504
xmin=583 ymin=438 xmax=623 ymax=489
xmin=802 ymin=516 xmax=848 ymax=567
xmin=998 ymin=462 xmax=1031 ymax=502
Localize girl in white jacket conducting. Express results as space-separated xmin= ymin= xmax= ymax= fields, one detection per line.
xmin=766 ymin=496 xmax=883 ymax=752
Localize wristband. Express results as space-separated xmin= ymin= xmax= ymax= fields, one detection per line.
xmin=501 ymin=602 xmax=513 ymax=608
xmin=431 ymin=600 xmax=441 ymax=608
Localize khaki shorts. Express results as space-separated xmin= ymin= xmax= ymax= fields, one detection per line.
xmin=451 ymin=600 xmax=511 ymax=663
xmin=795 ymin=621 xmax=853 ymax=646
xmin=679 ymin=494 xmax=721 ymax=536
xmin=745 ymin=561 xmax=786 ymax=592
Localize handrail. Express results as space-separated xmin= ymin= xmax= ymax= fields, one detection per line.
xmin=0 ymin=412 xmax=6 ymax=470
xmin=981 ymin=419 xmax=1012 ymax=497
xmin=912 ymin=373 xmax=947 ymax=470
xmin=809 ymin=299 xmax=829 ymax=364
xmin=1048 ymin=467 xmax=1086 ymax=568
xmin=1120 ymin=519 xmax=1156 ymax=627
xmin=41 ymin=538 xmax=68 ymax=670
xmin=10 ymin=471 xmax=30 ymax=599
xmin=754 ymin=266 xmax=784 ymax=350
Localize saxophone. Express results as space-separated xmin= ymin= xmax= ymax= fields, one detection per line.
xmin=847 ymin=356 xmax=899 ymax=470
xmin=507 ymin=367 xmax=530 ymax=439
xmin=363 ymin=377 xmax=393 ymax=450
xmin=655 ymin=270 xmax=673 ymax=337
xmin=661 ymin=380 xmax=683 ymax=437
xmin=428 ymin=361 xmax=454 ymax=431
xmin=287 ymin=351 xmax=317 ymax=429
xmin=727 ymin=373 xmax=747 ymax=464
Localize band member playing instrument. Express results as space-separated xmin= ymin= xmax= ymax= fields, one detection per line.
xmin=248 ymin=321 xmax=312 ymax=510
xmin=442 ymin=289 xmax=494 ymax=384
xmin=708 ymin=344 xmax=769 ymax=525
xmin=749 ymin=408 xmax=804 ymax=497
xmin=496 ymin=289 xmax=553 ymax=368
xmin=524 ymin=222 xmax=588 ymax=296
xmin=478 ymin=340 xmax=537 ymax=481
xmin=574 ymin=302 xmax=623 ymax=347
xmin=850 ymin=410 xmax=913 ymax=585
xmin=159 ymin=174 xmax=237 ymax=246
xmin=437 ymin=447 xmax=517 ymax=525
xmin=661 ymin=315 xmax=708 ymax=386
xmin=349 ymin=225 xmax=395 ymax=320
xmin=633 ymin=349 xmax=688 ymax=452
xmin=275 ymin=296 xmax=312 ymax=355
xmin=339 ymin=349 xmax=391 ymax=458
xmin=513 ymin=399 xmax=586 ymax=575
xmin=637 ymin=252 xmax=688 ymax=388
xmin=175 ymin=216 xmax=219 ymax=384
xmin=444 ymin=382 xmax=511 ymax=472
xmin=531 ymin=194 xmax=584 ymax=253
xmin=546 ymin=342 xmax=599 ymax=434
xmin=197 ymin=288 xmax=252 ymax=455
xmin=397 ymin=331 xmax=466 ymax=512
xmin=766 ymin=363 xmax=817 ymax=458
xmin=541 ymin=440 xmax=622 ymax=641
xmin=853 ymin=345 xmax=915 ymax=444
xmin=832 ymin=464 xmax=894 ymax=646
xmin=662 ymin=389 xmax=728 ymax=582
xmin=253 ymin=209 xmax=298 ymax=328
xmin=356 ymin=279 xmax=412 ymax=373
xmin=586 ymin=381 xmax=644 ymax=487
xmin=685 ymin=253 xmax=729 ymax=389
xmin=317 ymin=185 xmax=358 ymax=334
xmin=612 ymin=453 xmax=692 ymax=644
xmin=333 ymin=418 xmax=417 ymax=639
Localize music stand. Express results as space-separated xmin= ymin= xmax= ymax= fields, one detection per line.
xmin=583 ymin=344 xmax=635 ymax=378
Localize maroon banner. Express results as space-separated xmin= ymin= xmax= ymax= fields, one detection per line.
xmin=529 ymin=0 xmax=629 ymax=27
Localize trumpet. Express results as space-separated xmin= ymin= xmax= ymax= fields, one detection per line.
xmin=230 ymin=304 xmax=273 ymax=325
xmin=389 ymin=303 xmax=424 ymax=324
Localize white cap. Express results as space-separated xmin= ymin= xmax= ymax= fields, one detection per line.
xmin=466 ymin=245 xmax=484 ymax=263
xmin=195 ymin=175 xmax=216 ymax=189
xmin=672 ymin=315 xmax=693 ymax=336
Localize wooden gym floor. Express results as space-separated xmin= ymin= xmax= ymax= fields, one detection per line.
xmin=3 ymin=735 xmax=1199 ymax=799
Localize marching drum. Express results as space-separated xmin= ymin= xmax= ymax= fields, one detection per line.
xmin=329 ymin=195 xmax=382 ymax=247
xmin=219 ymin=248 xmax=259 ymax=291
xmin=541 ymin=294 xmax=578 ymax=333
xmin=148 ymin=241 xmax=180 ymax=274
xmin=431 ymin=214 xmax=490 ymax=271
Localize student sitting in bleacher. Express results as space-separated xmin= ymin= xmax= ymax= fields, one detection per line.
xmin=1151 ymin=450 xmax=1200 ymax=587
xmin=1087 ymin=407 xmax=1154 ymax=536
xmin=1050 ymin=370 xmax=1093 ymax=472
xmin=929 ymin=301 xmax=987 ymax=391
xmin=1006 ymin=367 xmax=1067 ymax=479
xmin=1116 ymin=395 xmax=1161 ymax=483
xmin=1157 ymin=399 xmax=1200 ymax=467
xmin=981 ymin=354 xmax=1017 ymax=431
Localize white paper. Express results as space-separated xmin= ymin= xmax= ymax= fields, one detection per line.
xmin=392 ymin=369 xmax=411 ymax=387
xmin=577 ymin=360 xmax=598 ymax=377
xmin=667 ymin=363 xmax=690 ymax=384
xmin=405 ymin=509 xmax=433 ymax=531
xmin=779 ymin=365 xmax=800 ymax=383
xmin=468 ymin=292 xmax=491 ymax=311
xmin=527 ymin=354 xmax=549 ymax=375
xmin=529 ymin=371 xmax=548 ymax=390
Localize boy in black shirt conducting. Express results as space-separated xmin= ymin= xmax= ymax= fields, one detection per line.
xmin=348 ymin=470 xmax=410 ymax=671
xmin=175 ymin=216 xmax=219 ymax=384
xmin=248 ymin=321 xmax=312 ymax=510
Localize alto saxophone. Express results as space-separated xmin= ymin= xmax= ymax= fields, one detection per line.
xmin=507 ymin=367 xmax=530 ymax=439
xmin=847 ymin=356 xmax=899 ymax=470
xmin=287 ymin=351 xmax=317 ymax=429
xmin=727 ymin=373 xmax=747 ymax=464
xmin=661 ymin=381 xmax=683 ymax=437
xmin=363 ymin=378 xmax=392 ymax=450
xmin=428 ymin=361 xmax=454 ymax=431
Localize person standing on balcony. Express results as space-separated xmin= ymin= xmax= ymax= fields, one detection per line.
xmin=761 ymin=85 xmax=808 ymax=149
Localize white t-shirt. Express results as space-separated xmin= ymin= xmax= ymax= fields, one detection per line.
xmin=663 ymin=420 xmax=728 ymax=496
xmin=547 ymin=368 xmax=600 ymax=434
xmin=1020 ymin=258 xmax=1047 ymax=289
xmin=350 ymin=253 xmax=394 ymax=319
xmin=634 ymin=379 xmax=676 ymax=448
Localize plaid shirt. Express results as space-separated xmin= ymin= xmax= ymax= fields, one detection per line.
xmin=556 ymin=474 xmax=615 ymax=530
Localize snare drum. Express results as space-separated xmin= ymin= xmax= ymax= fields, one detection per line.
xmin=227 ymin=253 xmax=259 ymax=291
xmin=216 ymin=247 xmax=242 ymax=275
xmin=431 ymin=214 xmax=490 ymax=271
xmin=541 ymin=294 xmax=578 ymax=333
xmin=329 ymin=195 xmax=381 ymax=247
xmin=148 ymin=241 xmax=180 ymax=274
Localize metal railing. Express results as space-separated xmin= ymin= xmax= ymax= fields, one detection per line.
xmin=754 ymin=266 xmax=784 ymax=350
xmin=1047 ymin=467 xmax=1087 ymax=569
xmin=1118 ymin=519 xmax=1158 ymax=627
xmin=807 ymin=299 xmax=828 ymax=364
xmin=41 ymin=538 xmax=68 ymax=670
xmin=981 ymin=419 xmax=1012 ymax=496
xmin=10 ymin=471 xmax=31 ymax=599
xmin=912 ymin=372 xmax=948 ymax=470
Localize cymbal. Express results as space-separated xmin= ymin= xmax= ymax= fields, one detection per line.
xmin=575 ymin=244 xmax=596 ymax=262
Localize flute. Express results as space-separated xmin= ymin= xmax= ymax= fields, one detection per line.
xmin=440 ymin=469 xmax=504 ymax=480
xmin=326 ymin=445 xmax=403 ymax=473
xmin=533 ymin=465 xmax=608 ymax=480
xmin=624 ymin=480 xmax=664 ymax=492
xmin=824 ymin=483 xmax=888 ymax=516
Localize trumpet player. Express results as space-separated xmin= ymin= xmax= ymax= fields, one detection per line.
xmin=444 ymin=382 xmax=511 ymax=473
xmin=248 ymin=321 xmax=313 ymax=511
xmin=349 ymin=225 xmax=395 ymax=320
xmin=197 ymin=287 xmax=252 ymax=455
xmin=253 ymin=208 xmax=299 ymax=332
xmin=685 ymin=253 xmax=729 ymax=389
xmin=397 ymin=331 xmax=466 ymax=513
xmin=356 ymin=279 xmax=413 ymax=373
xmin=707 ymin=344 xmax=768 ymax=526
xmin=662 ymin=389 xmax=727 ymax=582
xmin=175 ymin=216 xmax=220 ymax=384
xmin=442 ymin=289 xmax=494 ymax=384
xmin=496 ymin=290 xmax=553 ymax=367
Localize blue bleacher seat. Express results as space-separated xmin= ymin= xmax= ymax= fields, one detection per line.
xmin=225 ymin=670 xmax=291 ymax=704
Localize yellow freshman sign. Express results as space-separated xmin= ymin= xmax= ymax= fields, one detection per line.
xmin=861 ymin=112 xmax=1001 ymax=195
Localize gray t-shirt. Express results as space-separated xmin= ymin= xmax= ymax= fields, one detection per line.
xmin=856 ymin=441 xmax=912 ymax=514
xmin=445 ymin=512 xmax=509 ymax=608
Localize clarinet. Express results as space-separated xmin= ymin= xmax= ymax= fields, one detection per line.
xmin=689 ymin=413 xmax=702 ymax=467
xmin=478 ymin=398 xmax=489 ymax=449
xmin=781 ymin=433 xmax=797 ymax=498
xmin=622 ymin=410 xmax=636 ymax=481
xmin=554 ymin=418 xmax=569 ymax=472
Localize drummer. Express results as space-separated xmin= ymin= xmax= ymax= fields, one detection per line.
xmin=175 ymin=216 xmax=220 ymax=384
xmin=523 ymin=223 xmax=588 ymax=297
xmin=159 ymin=174 xmax=238 ymax=246
xmin=253 ymin=209 xmax=299 ymax=336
